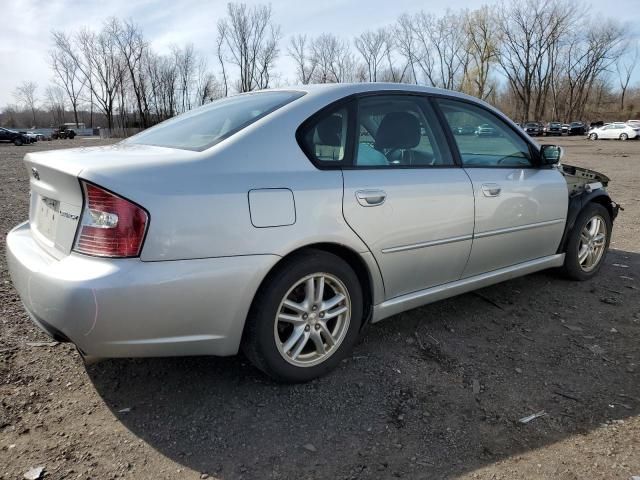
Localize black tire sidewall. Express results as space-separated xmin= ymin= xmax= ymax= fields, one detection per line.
xmin=244 ymin=250 xmax=363 ymax=383
xmin=564 ymin=203 xmax=612 ymax=280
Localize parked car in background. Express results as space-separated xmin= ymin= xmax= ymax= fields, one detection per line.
xmin=626 ymin=120 xmax=640 ymax=129
xmin=545 ymin=122 xmax=563 ymax=136
xmin=524 ymin=122 xmax=543 ymax=136
xmin=6 ymin=83 xmax=620 ymax=382
xmin=475 ymin=123 xmax=498 ymax=136
xmin=19 ymin=131 xmax=38 ymax=143
xmin=562 ymin=124 xmax=570 ymax=134
xmin=51 ymin=125 xmax=76 ymax=139
xmin=568 ymin=122 xmax=587 ymax=136
xmin=453 ymin=125 xmax=476 ymax=135
xmin=0 ymin=127 xmax=31 ymax=146
xmin=588 ymin=122 xmax=639 ymax=141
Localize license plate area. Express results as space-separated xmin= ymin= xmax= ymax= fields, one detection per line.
xmin=34 ymin=196 xmax=59 ymax=241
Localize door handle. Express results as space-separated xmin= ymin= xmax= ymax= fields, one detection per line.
xmin=481 ymin=184 xmax=502 ymax=197
xmin=355 ymin=189 xmax=387 ymax=207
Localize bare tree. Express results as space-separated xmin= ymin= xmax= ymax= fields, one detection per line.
xmin=378 ymin=28 xmax=409 ymax=83
xmin=79 ymin=27 xmax=124 ymax=130
xmin=560 ymin=18 xmax=627 ymax=120
xmin=143 ymin=50 xmax=179 ymax=121
xmin=309 ymin=34 xmax=355 ymax=83
xmin=195 ymin=55 xmax=220 ymax=105
xmin=13 ymin=81 xmax=38 ymax=126
xmin=394 ymin=14 xmax=420 ymax=84
xmin=107 ymin=18 xmax=150 ymax=127
xmin=354 ymin=29 xmax=386 ymax=82
xmin=50 ymin=38 xmax=86 ymax=128
xmin=403 ymin=10 xmax=470 ymax=90
xmin=173 ymin=44 xmax=197 ymax=112
xmin=53 ymin=26 xmax=124 ymax=130
xmin=44 ymin=85 xmax=66 ymax=125
xmin=288 ymin=34 xmax=317 ymax=84
xmin=496 ymin=0 xmax=574 ymax=121
xmin=217 ymin=3 xmax=281 ymax=92
xmin=617 ymin=43 xmax=638 ymax=112
xmin=463 ymin=6 xmax=499 ymax=100
xmin=216 ymin=21 xmax=229 ymax=96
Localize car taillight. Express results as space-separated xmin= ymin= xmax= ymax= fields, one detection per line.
xmin=73 ymin=181 xmax=148 ymax=257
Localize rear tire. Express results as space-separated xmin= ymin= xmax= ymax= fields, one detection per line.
xmin=243 ymin=249 xmax=363 ymax=383
xmin=620 ymin=133 xmax=628 ymax=141
xmin=589 ymin=133 xmax=598 ymax=140
xmin=562 ymin=203 xmax=612 ymax=281
xmin=13 ymin=138 xmax=23 ymax=146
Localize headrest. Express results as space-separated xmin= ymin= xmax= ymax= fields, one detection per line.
xmin=374 ymin=112 xmax=421 ymax=150
xmin=316 ymin=114 xmax=343 ymax=147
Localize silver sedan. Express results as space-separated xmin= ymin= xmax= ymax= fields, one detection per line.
xmin=6 ymin=83 xmax=619 ymax=382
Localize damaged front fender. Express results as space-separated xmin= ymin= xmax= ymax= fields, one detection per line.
xmin=556 ymin=163 xmax=622 ymax=253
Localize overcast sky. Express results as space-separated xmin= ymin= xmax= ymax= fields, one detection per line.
xmin=1 ymin=0 xmax=639 ymax=107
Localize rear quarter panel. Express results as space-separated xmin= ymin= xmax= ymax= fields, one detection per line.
xmin=79 ymin=95 xmax=372 ymax=263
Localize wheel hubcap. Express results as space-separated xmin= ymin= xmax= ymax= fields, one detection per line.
xmin=274 ymin=273 xmax=351 ymax=367
xmin=578 ymin=215 xmax=607 ymax=272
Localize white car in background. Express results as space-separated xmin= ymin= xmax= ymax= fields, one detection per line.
xmin=588 ymin=122 xmax=639 ymax=141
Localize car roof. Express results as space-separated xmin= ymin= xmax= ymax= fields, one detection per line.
xmin=264 ymin=82 xmax=487 ymax=106
xmin=244 ymin=83 xmax=523 ymax=140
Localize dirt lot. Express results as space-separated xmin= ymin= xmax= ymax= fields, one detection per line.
xmin=1 ymin=136 xmax=639 ymax=480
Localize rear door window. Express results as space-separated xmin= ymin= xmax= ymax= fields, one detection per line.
xmin=354 ymin=95 xmax=453 ymax=168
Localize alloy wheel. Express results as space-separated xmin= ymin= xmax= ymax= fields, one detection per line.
xmin=274 ymin=273 xmax=351 ymax=367
xmin=577 ymin=215 xmax=607 ymax=272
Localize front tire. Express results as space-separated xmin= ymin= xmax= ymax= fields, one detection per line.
xmin=562 ymin=203 xmax=612 ymax=280
xmin=243 ymin=250 xmax=363 ymax=383
xmin=620 ymin=133 xmax=628 ymax=141
xmin=14 ymin=138 xmax=23 ymax=146
xmin=589 ymin=133 xmax=598 ymax=140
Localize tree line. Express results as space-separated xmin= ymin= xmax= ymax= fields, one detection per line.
xmin=3 ymin=0 xmax=638 ymax=132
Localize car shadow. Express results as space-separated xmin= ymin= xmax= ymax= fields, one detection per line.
xmin=86 ymin=249 xmax=639 ymax=479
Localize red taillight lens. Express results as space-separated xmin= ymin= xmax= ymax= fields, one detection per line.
xmin=73 ymin=181 xmax=148 ymax=257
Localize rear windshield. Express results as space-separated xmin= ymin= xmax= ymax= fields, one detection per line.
xmin=125 ymin=91 xmax=304 ymax=151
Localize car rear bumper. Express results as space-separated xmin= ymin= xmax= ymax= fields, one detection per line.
xmin=6 ymin=222 xmax=279 ymax=358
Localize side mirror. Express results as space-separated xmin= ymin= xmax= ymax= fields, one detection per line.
xmin=540 ymin=144 xmax=563 ymax=165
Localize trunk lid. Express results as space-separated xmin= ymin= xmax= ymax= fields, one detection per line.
xmin=25 ymin=153 xmax=83 ymax=259
xmin=24 ymin=143 xmax=198 ymax=259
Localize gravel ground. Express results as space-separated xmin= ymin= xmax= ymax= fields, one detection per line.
xmin=1 ymin=136 xmax=639 ymax=480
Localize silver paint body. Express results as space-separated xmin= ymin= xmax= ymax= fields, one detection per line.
xmin=6 ymin=83 xmax=569 ymax=357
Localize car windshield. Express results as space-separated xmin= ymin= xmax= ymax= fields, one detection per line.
xmin=126 ymin=90 xmax=304 ymax=151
